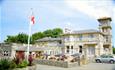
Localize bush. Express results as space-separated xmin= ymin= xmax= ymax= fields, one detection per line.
xmin=113 ymin=48 xmax=115 ymax=54
xmin=9 ymin=60 xmax=17 ymax=69
xmin=0 ymin=58 xmax=29 ymax=70
xmin=17 ymin=60 xmax=28 ymax=68
xmin=0 ymin=59 xmax=11 ymax=70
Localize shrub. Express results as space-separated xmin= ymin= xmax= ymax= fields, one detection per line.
xmin=113 ymin=48 xmax=115 ymax=54
xmin=13 ymin=57 xmax=20 ymax=65
xmin=0 ymin=59 xmax=11 ymax=70
xmin=0 ymin=58 xmax=29 ymax=70
xmin=9 ymin=60 xmax=17 ymax=69
xmin=17 ymin=60 xmax=28 ymax=68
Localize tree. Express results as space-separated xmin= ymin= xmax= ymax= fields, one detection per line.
xmin=113 ymin=46 xmax=115 ymax=54
xmin=43 ymin=28 xmax=63 ymax=38
xmin=4 ymin=28 xmax=63 ymax=44
xmin=16 ymin=33 xmax=28 ymax=44
xmin=43 ymin=29 xmax=53 ymax=37
xmin=4 ymin=35 xmax=17 ymax=43
xmin=32 ymin=32 xmax=44 ymax=43
xmin=52 ymin=28 xmax=63 ymax=38
xmin=4 ymin=33 xmax=28 ymax=44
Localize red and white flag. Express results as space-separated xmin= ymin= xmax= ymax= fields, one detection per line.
xmin=31 ymin=15 xmax=35 ymax=24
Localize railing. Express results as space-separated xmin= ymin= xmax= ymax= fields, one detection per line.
xmin=48 ymin=44 xmax=64 ymax=47
xmin=64 ymin=38 xmax=99 ymax=43
xmin=99 ymin=24 xmax=111 ymax=27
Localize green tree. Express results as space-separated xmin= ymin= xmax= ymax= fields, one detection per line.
xmin=4 ymin=33 xmax=28 ymax=44
xmin=113 ymin=47 xmax=115 ymax=54
xmin=43 ymin=28 xmax=63 ymax=38
xmin=4 ymin=28 xmax=63 ymax=44
xmin=32 ymin=32 xmax=44 ymax=43
xmin=4 ymin=36 xmax=17 ymax=43
xmin=16 ymin=33 xmax=28 ymax=44
xmin=52 ymin=28 xmax=63 ymax=38
xmin=43 ymin=29 xmax=53 ymax=37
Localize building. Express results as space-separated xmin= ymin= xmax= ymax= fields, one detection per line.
xmin=35 ymin=37 xmax=63 ymax=55
xmin=0 ymin=43 xmax=48 ymax=59
xmin=36 ymin=17 xmax=112 ymax=58
xmin=0 ymin=17 xmax=112 ymax=59
xmin=61 ymin=17 xmax=112 ymax=57
xmin=0 ymin=43 xmax=16 ymax=59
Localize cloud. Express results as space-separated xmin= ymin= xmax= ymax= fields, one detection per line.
xmin=65 ymin=0 xmax=114 ymax=19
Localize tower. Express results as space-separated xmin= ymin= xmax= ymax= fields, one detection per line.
xmin=98 ymin=17 xmax=112 ymax=54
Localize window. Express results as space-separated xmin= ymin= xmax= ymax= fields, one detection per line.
xmin=66 ymin=46 xmax=69 ymax=53
xmin=4 ymin=51 xmax=8 ymax=56
xmin=71 ymin=46 xmax=73 ymax=49
xmin=106 ymin=36 xmax=109 ymax=42
xmin=101 ymin=55 xmax=106 ymax=58
xmin=108 ymin=56 xmax=113 ymax=58
xmin=79 ymin=46 xmax=82 ymax=53
xmin=59 ymin=41 xmax=62 ymax=44
xmin=79 ymin=35 xmax=82 ymax=41
xmin=89 ymin=34 xmax=94 ymax=38
xmin=65 ymin=36 xmax=70 ymax=41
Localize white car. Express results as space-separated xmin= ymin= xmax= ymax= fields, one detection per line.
xmin=95 ymin=54 xmax=115 ymax=64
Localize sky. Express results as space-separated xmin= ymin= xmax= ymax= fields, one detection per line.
xmin=0 ymin=0 xmax=115 ymax=46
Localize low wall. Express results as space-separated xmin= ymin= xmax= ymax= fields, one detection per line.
xmin=34 ymin=59 xmax=79 ymax=68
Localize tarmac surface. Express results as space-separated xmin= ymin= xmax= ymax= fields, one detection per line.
xmin=36 ymin=63 xmax=115 ymax=70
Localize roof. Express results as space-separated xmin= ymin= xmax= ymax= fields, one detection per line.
xmin=15 ymin=46 xmax=48 ymax=52
xmin=36 ymin=37 xmax=61 ymax=42
xmin=73 ymin=29 xmax=100 ymax=34
xmin=63 ymin=29 xmax=103 ymax=35
xmin=97 ymin=17 xmax=112 ymax=21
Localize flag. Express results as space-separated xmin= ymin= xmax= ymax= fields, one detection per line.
xmin=31 ymin=15 xmax=35 ymax=24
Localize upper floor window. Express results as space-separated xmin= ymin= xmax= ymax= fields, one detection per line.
xmin=66 ymin=46 xmax=70 ymax=53
xmin=65 ymin=36 xmax=70 ymax=41
xmin=79 ymin=35 xmax=82 ymax=41
xmin=89 ymin=34 xmax=94 ymax=38
xmin=106 ymin=36 xmax=109 ymax=42
xmin=71 ymin=46 xmax=73 ymax=49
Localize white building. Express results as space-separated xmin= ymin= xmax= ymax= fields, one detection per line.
xmin=35 ymin=17 xmax=112 ymax=58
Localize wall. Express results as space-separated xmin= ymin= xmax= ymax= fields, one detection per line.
xmin=34 ymin=59 xmax=79 ymax=68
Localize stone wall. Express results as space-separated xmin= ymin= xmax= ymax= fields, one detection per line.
xmin=34 ymin=59 xmax=79 ymax=68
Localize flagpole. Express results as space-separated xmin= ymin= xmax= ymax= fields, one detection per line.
xmin=27 ymin=20 xmax=31 ymax=61
xmin=27 ymin=8 xmax=33 ymax=61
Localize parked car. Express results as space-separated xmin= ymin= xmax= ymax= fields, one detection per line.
xmin=95 ymin=54 xmax=115 ymax=64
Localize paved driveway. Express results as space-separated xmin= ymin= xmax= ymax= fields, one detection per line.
xmin=36 ymin=63 xmax=115 ymax=70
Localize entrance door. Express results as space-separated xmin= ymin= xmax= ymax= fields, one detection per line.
xmin=87 ymin=46 xmax=95 ymax=57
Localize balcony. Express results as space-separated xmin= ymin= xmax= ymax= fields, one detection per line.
xmin=104 ymin=41 xmax=111 ymax=45
xmin=99 ymin=24 xmax=111 ymax=28
xmin=63 ymin=38 xmax=99 ymax=43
